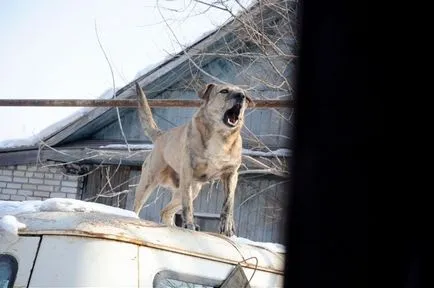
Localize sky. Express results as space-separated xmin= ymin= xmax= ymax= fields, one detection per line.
xmin=0 ymin=0 xmax=246 ymax=142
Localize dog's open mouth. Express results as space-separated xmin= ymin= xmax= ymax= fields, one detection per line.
xmin=223 ymin=103 xmax=242 ymax=127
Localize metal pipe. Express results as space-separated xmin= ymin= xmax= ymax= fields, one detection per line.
xmin=0 ymin=99 xmax=293 ymax=108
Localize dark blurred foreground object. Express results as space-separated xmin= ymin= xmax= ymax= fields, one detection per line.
xmin=282 ymin=0 xmax=374 ymax=287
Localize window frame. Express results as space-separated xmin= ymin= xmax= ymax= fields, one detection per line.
xmin=153 ymin=270 xmax=222 ymax=288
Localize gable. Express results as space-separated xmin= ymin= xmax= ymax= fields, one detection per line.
xmin=60 ymin=53 xmax=293 ymax=149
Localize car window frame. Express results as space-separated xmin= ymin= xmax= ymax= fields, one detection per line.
xmin=0 ymin=254 xmax=18 ymax=288
xmin=153 ymin=270 xmax=222 ymax=288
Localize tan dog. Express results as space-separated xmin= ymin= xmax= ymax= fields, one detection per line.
xmin=133 ymin=82 xmax=253 ymax=236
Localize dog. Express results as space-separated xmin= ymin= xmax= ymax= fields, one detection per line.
xmin=133 ymin=82 xmax=254 ymax=236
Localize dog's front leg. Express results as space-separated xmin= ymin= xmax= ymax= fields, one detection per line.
xmin=181 ymin=184 xmax=197 ymax=231
xmin=179 ymin=163 xmax=197 ymax=231
xmin=219 ymin=172 xmax=238 ymax=237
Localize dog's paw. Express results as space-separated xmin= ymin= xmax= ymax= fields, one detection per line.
xmin=219 ymin=215 xmax=235 ymax=237
xmin=183 ymin=222 xmax=198 ymax=231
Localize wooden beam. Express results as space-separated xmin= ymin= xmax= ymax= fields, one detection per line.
xmin=0 ymin=147 xmax=289 ymax=177
xmin=40 ymin=148 xmax=289 ymax=176
xmin=0 ymin=99 xmax=293 ymax=108
xmin=40 ymin=148 xmax=149 ymax=167
xmin=0 ymin=150 xmax=39 ymax=166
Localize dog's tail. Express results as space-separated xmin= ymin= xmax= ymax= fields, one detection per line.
xmin=135 ymin=82 xmax=162 ymax=142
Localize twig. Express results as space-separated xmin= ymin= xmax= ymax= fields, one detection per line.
xmin=237 ymin=180 xmax=289 ymax=209
xmin=93 ymin=160 xmax=122 ymax=203
xmin=156 ymin=0 xmax=231 ymax=85
xmin=84 ymin=190 xmax=130 ymax=201
xmin=238 ymin=168 xmax=289 ymax=178
xmin=142 ymin=186 xmax=165 ymax=209
xmin=94 ymin=20 xmax=131 ymax=152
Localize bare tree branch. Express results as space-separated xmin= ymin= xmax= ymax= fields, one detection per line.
xmin=94 ymin=20 xmax=131 ymax=152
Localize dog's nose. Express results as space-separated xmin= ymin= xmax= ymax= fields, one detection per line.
xmin=233 ymin=92 xmax=245 ymax=101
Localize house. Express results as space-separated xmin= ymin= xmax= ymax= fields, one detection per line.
xmin=0 ymin=0 xmax=297 ymax=243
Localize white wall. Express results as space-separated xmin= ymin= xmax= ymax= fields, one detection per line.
xmin=0 ymin=161 xmax=83 ymax=201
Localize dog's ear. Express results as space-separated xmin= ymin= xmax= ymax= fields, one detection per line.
xmin=246 ymin=94 xmax=255 ymax=108
xmin=198 ymin=83 xmax=215 ymax=101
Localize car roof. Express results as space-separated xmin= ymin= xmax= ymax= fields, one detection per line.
xmin=16 ymin=211 xmax=284 ymax=274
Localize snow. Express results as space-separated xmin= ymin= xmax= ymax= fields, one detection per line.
xmin=230 ymin=235 xmax=286 ymax=254
xmin=0 ymin=137 xmax=40 ymax=149
xmin=0 ymin=198 xmax=138 ymax=242
xmin=242 ymin=148 xmax=292 ymax=157
xmin=0 ymin=108 xmax=90 ymax=149
xmin=99 ymin=144 xmax=155 ymax=150
xmin=99 ymin=143 xmax=291 ymax=157
xmin=0 ymin=198 xmax=138 ymax=219
xmin=0 ymin=215 xmax=27 ymax=243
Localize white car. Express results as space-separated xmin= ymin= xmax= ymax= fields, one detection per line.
xmin=0 ymin=199 xmax=285 ymax=288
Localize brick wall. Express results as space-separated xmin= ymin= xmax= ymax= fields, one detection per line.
xmin=0 ymin=161 xmax=84 ymax=201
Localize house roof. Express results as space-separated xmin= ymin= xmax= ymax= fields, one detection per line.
xmin=0 ymin=2 xmax=262 ymax=153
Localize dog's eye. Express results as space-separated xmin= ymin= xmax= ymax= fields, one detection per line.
xmin=220 ymin=89 xmax=229 ymax=94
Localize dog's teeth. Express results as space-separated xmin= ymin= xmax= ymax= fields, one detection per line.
xmin=228 ymin=119 xmax=238 ymax=126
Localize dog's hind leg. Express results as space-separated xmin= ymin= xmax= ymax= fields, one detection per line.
xmin=133 ymin=153 xmax=163 ymax=214
xmin=160 ymin=193 xmax=181 ymax=226
xmin=133 ymin=172 xmax=158 ymax=215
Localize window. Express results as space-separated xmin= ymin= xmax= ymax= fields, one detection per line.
xmin=155 ymin=278 xmax=213 ymax=288
xmin=153 ymin=271 xmax=220 ymax=288
xmin=153 ymin=265 xmax=251 ymax=288
xmin=0 ymin=254 xmax=18 ymax=288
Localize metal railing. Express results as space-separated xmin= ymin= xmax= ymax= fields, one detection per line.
xmin=0 ymin=99 xmax=293 ymax=108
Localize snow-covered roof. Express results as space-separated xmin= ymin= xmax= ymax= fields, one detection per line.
xmin=0 ymin=88 xmax=117 ymax=150
xmin=0 ymin=198 xmax=285 ymax=273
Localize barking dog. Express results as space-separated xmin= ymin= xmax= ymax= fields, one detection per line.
xmin=133 ymin=82 xmax=253 ymax=236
